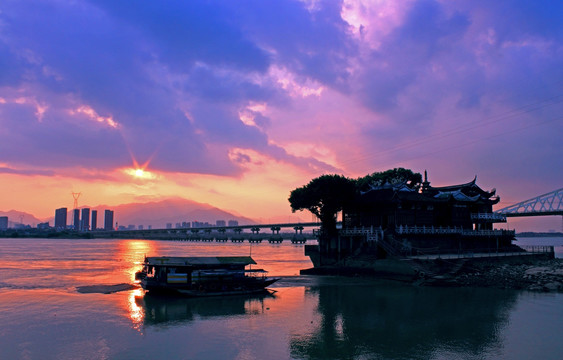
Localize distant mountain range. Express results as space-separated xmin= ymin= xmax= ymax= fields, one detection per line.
xmin=1 ymin=198 xmax=260 ymax=229
xmin=0 ymin=210 xmax=44 ymax=228
xmin=97 ymin=198 xmax=257 ymax=228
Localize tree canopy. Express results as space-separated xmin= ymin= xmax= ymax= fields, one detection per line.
xmin=288 ymin=174 xmax=356 ymax=224
xmin=356 ymin=168 xmax=422 ymax=192
xmin=288 ymin=168 xmax=422 ymax=223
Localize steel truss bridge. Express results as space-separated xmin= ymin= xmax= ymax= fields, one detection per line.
xmin=495 ymin=187 xmax=563 ymax=217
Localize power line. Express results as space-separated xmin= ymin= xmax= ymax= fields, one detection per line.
xmin=378 ymin=115 xmax=562 ymax=166
xmin=341 ymin=92 xmax=563 ymax=170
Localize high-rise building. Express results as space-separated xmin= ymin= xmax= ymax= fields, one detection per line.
xmin=91 ymin=210 xmax=97 ymax=231
xmin=104 ymin=210 xmax=114 ymax=231
xmin=228 ymin=220 xmax=239 ymax=227
xmin=0 ymin=216 xmax=8 ymax=230
xmin=81 ymin=208 xmax=90 ymax=231
xmin=216 ymin=220 xmax=226 ymax=227
xmin=166 ymin=223 xmax=172 ymax=229
xmin=73 ymin=209 xmax=80 ymax=230
xmin=55 ymin=208 xmax=67 ymax=230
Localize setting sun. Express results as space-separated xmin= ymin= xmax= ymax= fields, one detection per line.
xmin=123 ymin=167 xmax=158 ymax=180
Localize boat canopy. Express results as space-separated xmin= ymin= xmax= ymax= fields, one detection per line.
xmin=144 ymin=256 xmax=257 ymax=267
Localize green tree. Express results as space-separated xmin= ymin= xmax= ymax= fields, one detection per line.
xmin=289 ymin=174 xmax=356 ymax=238
xmin=356 ymin=168 xmax=422 ymax=192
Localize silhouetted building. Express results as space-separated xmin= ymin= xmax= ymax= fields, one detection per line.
xmin=37 ymin=222 xmax=50 ymax=230
xmin=104 ymin=210 xmax=114 ymax=231
xmin=228 ymin=220 xmax=239 ymax=227
xmin=307 ymin=174 xmax=514 ymax=267
xmin=216 ymin=220 xmax=226 ymax=227
xmin=192 ymin=221 xmax=211 ymax=228
xmin=166 ymin=223 xmax=172 ymax=229
xmin=138 ymin=225 xmax=144 ymax=230
xmin=81 ymin=208 xmax=90 ymax=231
xmin=0 ymin=216 xmax=8 ymax=230
xmin=73 ymin=209 xmax=80 ymax=230
xmin=55 ymin=208 xmax=67 ymax=230
xmin=91 ymin=210 xmax=97 ymax=231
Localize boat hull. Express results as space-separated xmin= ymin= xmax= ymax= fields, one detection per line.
xmin=140 ymin=277 xmax=280 ymax=297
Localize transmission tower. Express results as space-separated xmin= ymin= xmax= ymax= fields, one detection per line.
xmin=72 ymin=192 xmax=81 ymax=210
xmin=71 ymin=192 xmax=82 ymax=229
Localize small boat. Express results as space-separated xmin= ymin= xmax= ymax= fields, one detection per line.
xmin=135 ymin=256 xmax=279 ymax=297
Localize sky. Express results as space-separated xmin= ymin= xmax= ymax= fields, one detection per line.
xmin=0 ymin=0 xmax=562 ymax=231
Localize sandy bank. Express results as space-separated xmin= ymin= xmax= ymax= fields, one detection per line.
xmin=76 ymin=283 xmax=139 ymax=294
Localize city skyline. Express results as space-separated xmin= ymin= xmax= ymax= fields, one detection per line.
xmin=0 ymin=1 xmax=562 ymax=232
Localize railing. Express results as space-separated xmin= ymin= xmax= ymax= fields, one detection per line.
xmin=396 ymin=225 xmax=514 ymax=237
xmin=461 ymin=229 xmax=515 ymax=237
xmin=339 ymin=227 xmax=375 ymax=235
xmin=470 ymin=213 xmax=507 ymax=222
xmin=396 ymin=225 xmax=462 ymax=235
xmin=408 ymin=245 xmax=553 ymax=260
xmin=339 ymin=226 xmax=384 ymax=242
xmin=519 ymin=245 xmax=554 ymax=254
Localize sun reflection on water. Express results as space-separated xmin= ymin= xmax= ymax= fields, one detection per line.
xmin=115 ymin=239 xmax=157 ymax=330
xmin=128 ymin=288 xmax=145 ymax=332
xmin=116 ymin=240 xmax=155 ymax=282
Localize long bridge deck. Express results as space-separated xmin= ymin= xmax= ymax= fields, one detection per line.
xmin=92 ymin=222 xmax=322 ymax=243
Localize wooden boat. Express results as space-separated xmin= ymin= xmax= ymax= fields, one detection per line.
xmin=135 ymin=256 xmax=279 ymax=297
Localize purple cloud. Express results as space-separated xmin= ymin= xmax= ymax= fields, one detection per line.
xmin=0 ymin=0 xmax=560 ymax=202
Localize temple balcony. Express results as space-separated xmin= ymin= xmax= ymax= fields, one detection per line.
xmin=396 ymin=225 xmax=514 ymax=237
xmin=471 ymin=212 xmax=507 ymax=222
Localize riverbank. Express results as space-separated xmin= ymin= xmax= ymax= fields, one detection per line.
xmin=441 ymin=257 xmax=563 ymax=292
xmin=302 ymin=255 xmax=563 ymax=292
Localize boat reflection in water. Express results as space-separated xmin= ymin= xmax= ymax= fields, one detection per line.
xmin=135 ymin=292 xmax=276 ymax=326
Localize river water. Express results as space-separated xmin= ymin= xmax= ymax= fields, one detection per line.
xmin=0 ymin=237 xmax=562 ymax=360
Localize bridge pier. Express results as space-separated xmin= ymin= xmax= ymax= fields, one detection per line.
xmin=268 ymin=226 xmax=283 ymax=243
xmin=248 ymin=227 xmax=263 ymax=243
xmin=215 ymin=228 xmax=228 ymax=242
xmin=292 ymin=226 xmax=306 ymax=243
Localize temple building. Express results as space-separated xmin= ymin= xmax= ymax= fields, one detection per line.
xmin=307 ymin=172 xmax=515 ymax=267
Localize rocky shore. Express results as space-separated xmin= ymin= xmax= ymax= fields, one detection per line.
xmin=424 ymin=258 xmax=563 ymax=292
xmin=302 ymin=253 xmax=563 ymax=292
